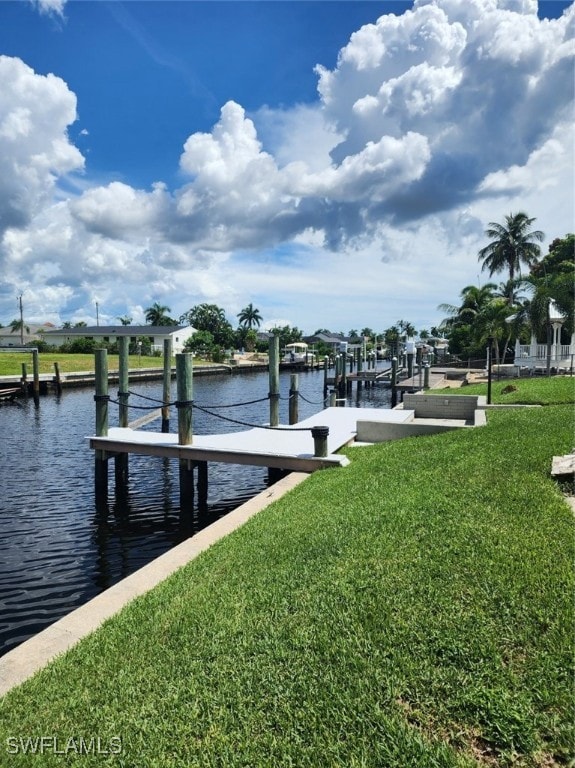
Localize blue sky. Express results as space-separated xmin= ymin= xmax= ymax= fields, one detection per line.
xmin=0 ymin=0 xmax=573 ymax=335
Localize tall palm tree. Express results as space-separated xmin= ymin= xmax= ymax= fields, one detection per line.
xmin=237 ymin=303 xmax=262 ymax=330
xmin=144 ymin=302 xmax=173 ymax=326
xmin=438 ymin=283 xmax=497 ymax=326
xmin=478 ymin=212 xmax=544 ymax=303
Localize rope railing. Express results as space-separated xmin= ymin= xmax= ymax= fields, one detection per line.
xmin=108 ymin=388 xmax=325 ymax=431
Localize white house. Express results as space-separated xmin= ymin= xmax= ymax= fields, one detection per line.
xmin=0 ymin=322 xmax=57 ymax=347
xmin=514 ymin=303 xmax=575 ymax=372
xmin=42 ymin=325 xmax=196 ymax=354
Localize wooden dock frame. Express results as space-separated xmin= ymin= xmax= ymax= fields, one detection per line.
xmin=92 ymin=338 xmax=333 ymax=515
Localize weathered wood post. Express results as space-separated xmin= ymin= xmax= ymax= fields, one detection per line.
xmin=424 ymin=364 xmax=430 ymax=389
xmin=269 ymin=333 xmax=280 ymax=427
xmin=116 ymin=337 xmax=130 ymax=486
xmin=311 ymin=426 xmax=329 ymax=458
xmin=118 ymin=337 xmax=130 ymax=427
xmin=289 ymin=373 xmax=299 ymax=425
xmin=94 ymin=348 xmax=109 ymax=502
xmin=53 ymin=362 xmax=62 ymax=395
xmin=176 ymin=353 xmax=195 ymax=512
xmin=329 ymin=390 xmax=337 ymax=407
xmin=32 ymin=348 xmax=40 ymax=406
xmin=21 ymin=362 xmax=27 ymax=396
xmin=356 ymin=348 xmax=363 ymax=396
xmin=162 ymin=338 xmax=172 ymax=433
xmin=391 ymin=356 xmax=398 ymax=408
xmin=323 ymin=356 xmax=329 ymax=400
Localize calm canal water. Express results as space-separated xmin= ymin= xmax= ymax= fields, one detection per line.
xmin=0 ymin=369 xmax=391 ymax=656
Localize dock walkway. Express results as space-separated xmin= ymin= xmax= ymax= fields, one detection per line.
xmin=89 ymin=407 xmax=414 ymax=473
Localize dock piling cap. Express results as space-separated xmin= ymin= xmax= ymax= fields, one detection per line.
xmin=311 ymin=425 xmax=329 ymax=439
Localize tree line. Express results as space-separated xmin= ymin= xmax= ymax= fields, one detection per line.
xmin=439 ymin=214 xmax=573 ymax=366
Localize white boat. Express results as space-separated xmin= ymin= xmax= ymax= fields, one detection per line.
xmin=282 ymin=342 xmax=315 ymax=364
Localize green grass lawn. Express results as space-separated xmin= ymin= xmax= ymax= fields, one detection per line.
xmin=436 ymin=374 xmax=575 ymax=405
xmin=0 ymin=380 xmax=573 ymax=767
xmin=0 ymin=352 xmax=218 ymax=376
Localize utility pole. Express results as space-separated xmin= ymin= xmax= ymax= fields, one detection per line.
xmin=18 ymin=295 xmax=24 ymax=346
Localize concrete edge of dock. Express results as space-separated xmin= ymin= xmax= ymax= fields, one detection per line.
xmin=0 ymin=471 xmax=309 ymax=699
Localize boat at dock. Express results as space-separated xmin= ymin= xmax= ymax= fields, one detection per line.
xmin=282 ymin=342 xmax=316 ymax=365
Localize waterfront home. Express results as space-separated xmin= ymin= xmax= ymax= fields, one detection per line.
xmin=43 ymin=325 xmax=196 ymax=354
xmin=0 ymin=322 xmax=56 ymax=347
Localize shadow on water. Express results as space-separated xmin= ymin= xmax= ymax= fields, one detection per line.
xmin=0 ymin=369 xmax=390 ymax=656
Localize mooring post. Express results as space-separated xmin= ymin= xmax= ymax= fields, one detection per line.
xmin=311 ymin=425 xmax=329 ymax=458
xmin=176 ymin=353 xmax=194 ymax=513
xmin=54 ymin=362 xmax=62 ymax=395
xmin=391 ymin=356 xmax=398 ymax=408
xmin=32 ymin=349 xmax=40 ymax=406
xmin=21 ymin=362 xmax=28 ymax=396
xmin=197 ymin=460 xmax=208 ymax=510
xmin=162 ymin=338 xmax=172 ymax=433
xmin=329 ymin=390 xmax=337 ymax=407
xmin=118 ymin=337 xmax=130 ymax=427
xmin=323 ymin=356 xmax=329 ymax=400
xmin=424 ymin=364 xmax=430 ymax=389
xmin=94 ymin=348 xmax=109 ymax=501
xmin=176 ymin=353 xmax=193 ymax=444
xmin=289 ymin=373 xmax=299 ymax=425
xmin=116 ymin=337 xmax=130 ymax=487
xmin=268 ymin=333 xmax=280 ymax=427
xmin=356 ymin=349 xmax=363 ymax=395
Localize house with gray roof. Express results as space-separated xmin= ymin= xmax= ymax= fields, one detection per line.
xmin=43 ymin=325 xmax=196 ymax=354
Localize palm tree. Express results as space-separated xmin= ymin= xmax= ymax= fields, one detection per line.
xmin=478 ymin=212 xmax=544 ymax=303
xmin=237 ymin=303 xmax=262 ymax=330
xmin=438 ymin=283 xmax=497 ymax=326
xmin=145 ymin=302 xmax=173 ymax=326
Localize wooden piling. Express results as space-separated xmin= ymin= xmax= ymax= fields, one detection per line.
xmin=289 ymin=373 xmax=299 ymax=425
xmin=32 ymin=349 xmax=40 ymax=405
xmin=268 ymin=334 xmax=280 ymax=427
xmin=21 ymin=363 xmax=27 ymax=396
xmin=162 ymin=338 xmax=172 ymax=433
xmin=53 ymin=362 xmax=62 ymax=395
xmin=323 ymin=357 xmax=329 ymax=400
xmin=118 ymin=337 xmax=129 ymax=428
xmin=197 ymin=460 xmax=208 ymax=509
xmin=424 ymin=364 xmax=430 ymax=389
xmin=94 ymin=349 xmax=109 ymax=500
xmin=176 ymin=353 xmax=194 ymax=513
xmin=176 ymin=353 xmax=193 ymax=445
xmin=116 ymin=337 xmax=130 ymax=486
xmin=391 ymin=356 xmax=398 ymax=408
xmin=356 ymin=349 xmax=363 ymax=395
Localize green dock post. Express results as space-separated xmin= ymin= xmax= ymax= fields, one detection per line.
xmin=323 ymin=357 xmax=329 ymax=400
xmin=176 ymin=353 xmax=194 ymax=514
xmin=94 ymin=349 xmax=109 ymax=502
xmin=116 ymin=337 xmax=130 ymax=487
xmin=176 ymin=353 xmax=193 ymax=445
xmin=162 ymin=339 xmax=172 ymax=433
xmin=289 ymin=373 xmax=299 ymax=425
xmin=118 ymin=337 xmax=129 ymax=428
xmin=269 ymin=334 xmax=280 ymax=427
